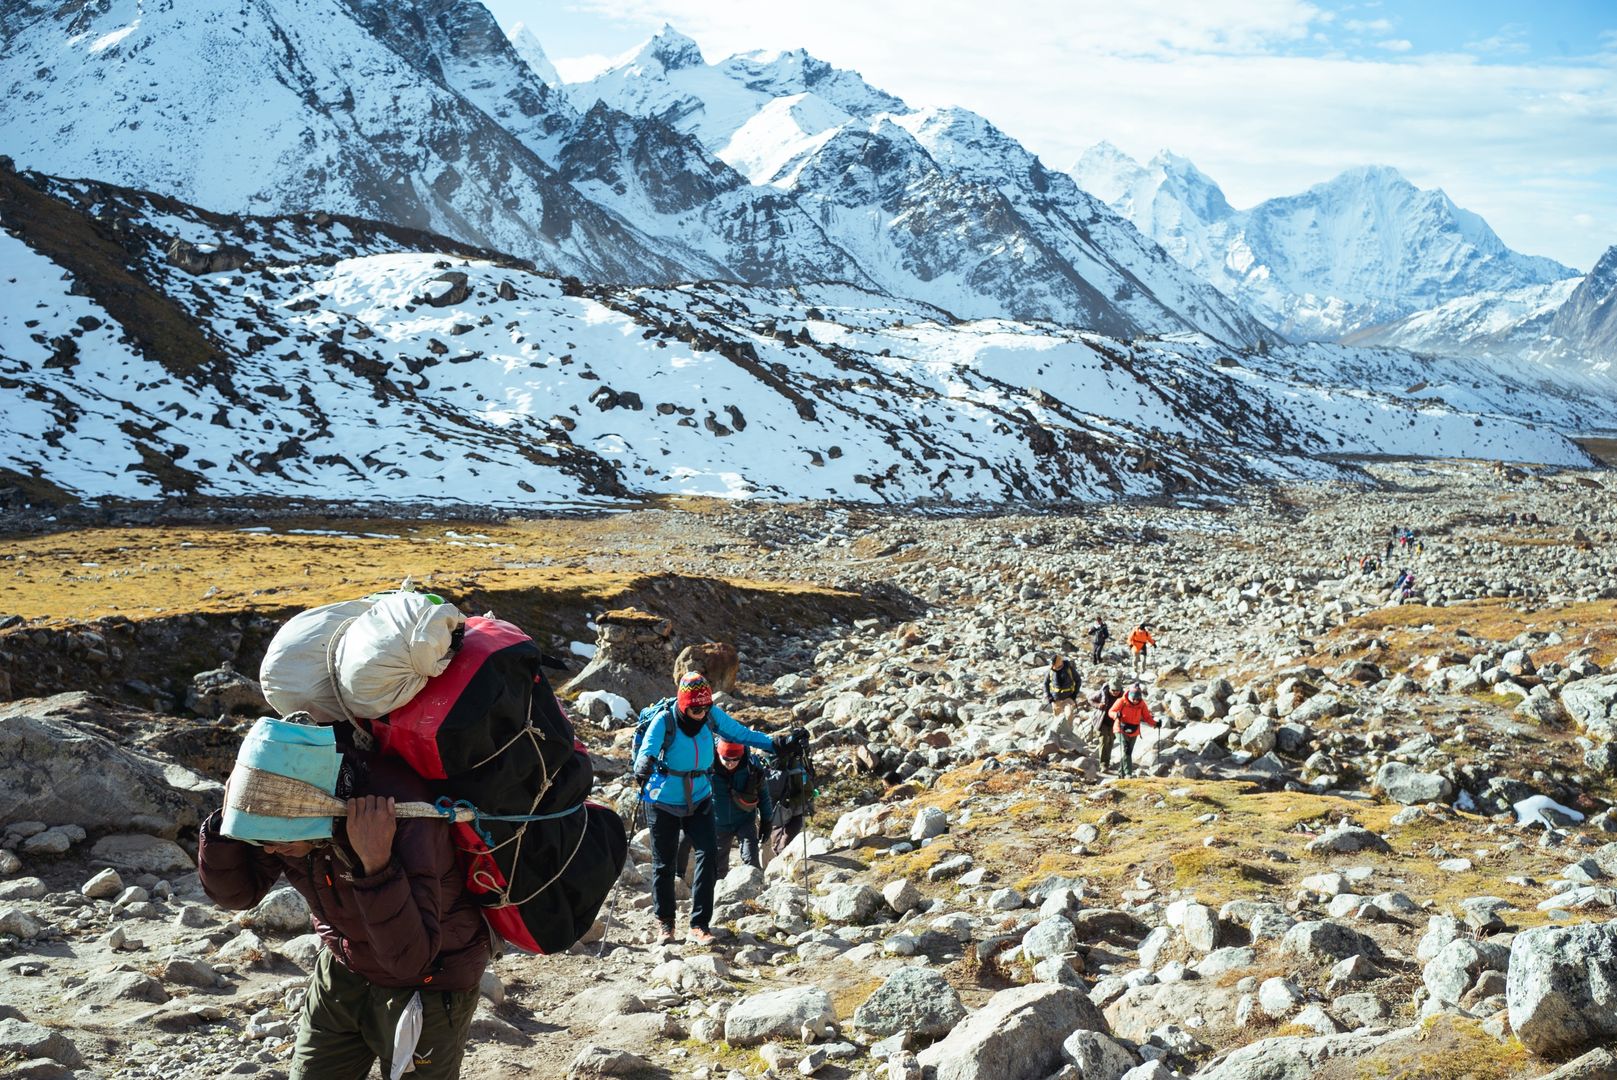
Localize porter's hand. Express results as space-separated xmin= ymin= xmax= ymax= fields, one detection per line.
xmin=347 ymin=796 xmax=396 ymax=876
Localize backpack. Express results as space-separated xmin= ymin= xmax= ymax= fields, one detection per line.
xmin=769 ymin=741 xmax=815 ymax=825
xmin=727 ymin=757 xmax=765 ymax=812
xmin=631 ymin=697 xmax=715 ymax=774
xmin=270 ymin=608 xmax=627 ymax=955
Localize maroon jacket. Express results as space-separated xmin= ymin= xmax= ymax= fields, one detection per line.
xmin=198 ymin=755 xmax=489 ymax=991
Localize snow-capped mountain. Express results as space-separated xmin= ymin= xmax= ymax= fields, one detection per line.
xmin=0 ymin=0 xmax=693 ymax=282
xmin=1542 ymin=246 xmax=1617 ymax=373
xmin=571 ymin=28 xmax=1272 ymax=343
xmin=506 ymin=22 xmax=560 ymax=88
xmin=2 ymin=165 xmax=1605 ymax=508
xmin=1342 ymin=279 xmax=1579 ymax=360
xmin=1073 ymin=144 xmax=1578 ymax=342
xmin=1 ymin=2 xmax=1267 ymax=342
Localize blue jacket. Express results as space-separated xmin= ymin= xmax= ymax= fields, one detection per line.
xmin=712 ymin=753 xmax=773 ymax=832
xmin=636 ymin=703 xmax=774 ymax=814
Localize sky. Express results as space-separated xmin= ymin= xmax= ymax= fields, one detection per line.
xmin=484 ymin=0 xmax=1617 ymax=271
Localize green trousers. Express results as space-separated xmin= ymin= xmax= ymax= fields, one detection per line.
xmin=290 ymin=949 xmax=480 ymax=1080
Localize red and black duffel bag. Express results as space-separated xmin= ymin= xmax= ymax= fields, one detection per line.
xmin=360 ymin=616 xmax=628 ymax=954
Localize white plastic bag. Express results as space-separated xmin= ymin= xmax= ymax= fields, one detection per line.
xmin=334 ymin=591 xmax=465 ymax=718
xmin=390 ymin=990 xmax=423 ymax=1079
xmin=259 ymin=597 xmax=378 ymax=723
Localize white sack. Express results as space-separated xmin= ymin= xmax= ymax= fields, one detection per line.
xmin=260 ymin=597 xmax=378 ymax=723
xmin=334 ymin=591 xmax=465 ymax=718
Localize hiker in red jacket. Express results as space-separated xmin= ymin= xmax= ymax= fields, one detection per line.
xmin=1108 ymin=683 xmax=1159 ymax=778
xmin=199 ymin=717 xmax=488 ymax=1080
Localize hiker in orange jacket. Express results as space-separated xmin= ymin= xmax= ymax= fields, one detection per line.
xmin=1108 ymin=683 xmax=1159 ymax=777
xmin=1128 ymin=624 xmax=1156 ymax=677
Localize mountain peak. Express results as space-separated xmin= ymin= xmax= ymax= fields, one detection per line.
xmin=1331 ymin=163 xmax=1414 ymax=190
xmin=506 ymin=22 xmax=560 ymax=87
xmin=1072 ymin=141 xmax=1148 ymax=206
xmin=633 ymin=24 xmax=704 ymax=72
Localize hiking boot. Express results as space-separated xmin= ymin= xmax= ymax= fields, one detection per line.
xmin=657 ymin=923 xmax=677 ymax=946
xmin=688 ymin=926 xmax=717 ymax=947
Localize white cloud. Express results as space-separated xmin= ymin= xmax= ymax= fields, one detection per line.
xmin=1344 ymin=18 xmax=1393 ymax=33
xmin=1376 ymin=38 xmax=1412 ymax=52
xmin=552 ymin=52 xmax=618 ymax=82
xmin=549 ymin=0 xmax=1617 ymax=267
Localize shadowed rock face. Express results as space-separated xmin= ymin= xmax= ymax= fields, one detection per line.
xmin=0 ymin=694 xmax=221 ymax=833
xmin=564 ymin=609 xmax=677 ymax=712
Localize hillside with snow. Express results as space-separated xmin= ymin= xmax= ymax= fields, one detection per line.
xmin=1073 ymin=144 xmax=1578 ymax=343
xmin=1 ymin=166 xmax=1607 ymax=509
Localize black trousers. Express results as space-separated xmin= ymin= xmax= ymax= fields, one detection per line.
xmin=649 ymin=800 xmax=717 ymax=930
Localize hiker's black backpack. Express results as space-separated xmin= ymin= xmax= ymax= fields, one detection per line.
xmin=768 ymin=741 xmax=815 ymax=826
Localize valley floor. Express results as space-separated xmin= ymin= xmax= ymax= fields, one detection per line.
xmin=3 ymin=459 xmax=1617 ymax=1080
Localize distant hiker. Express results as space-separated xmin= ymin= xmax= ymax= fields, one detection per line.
xmin=679 ymin=738 xmax=773 ymax=878
xmin=1045 ymin=655 xmax=1081 ymax=721
xmin=1507 ymin=512 xmax=1518 ymax=527
xmin=1415 ymin=540 xmax=1424 ymax=556
xmin=1128 ymin=623 xmax=1156 ymax=677
xmin=199 ymin=717 xmax=489 ymax=1080
xmin=1088 ymin=618 xmax=1110 ymax=664
xmin=1088 ymin=676 xmax=1123 ymax=772
xmin=1384 ymin=539 xmax=1394 ymax=560
xmin=1108 ymin=682 xmax=1159 ymax=778
xmin=635 ymin=672 xmax=799 ymax=946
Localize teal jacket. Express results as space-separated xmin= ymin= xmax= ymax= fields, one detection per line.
xmin=636 ymin=703 xmax=773 ymax=815
xmin=712 ymin=753 xmax=773 ymax=832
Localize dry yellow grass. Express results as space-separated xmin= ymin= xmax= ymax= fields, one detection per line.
xmin=0 ymin=518 xmax=863 ymax=627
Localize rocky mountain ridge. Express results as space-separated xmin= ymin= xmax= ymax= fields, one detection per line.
xmin=3 ymin=164 xmax=1611 ymax=508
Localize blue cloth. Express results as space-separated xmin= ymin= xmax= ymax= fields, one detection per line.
xmin=222 ymin=717 xmax=340 ymax=843
xmin=636 ymin=704 xmax=773 ymax=814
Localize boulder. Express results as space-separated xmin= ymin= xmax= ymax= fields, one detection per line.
xmin=916 ymin=985 xmax=1106 ymax=1080
xmin=1105 ymin=982 xmax=1242 ymax=1042
xmin=911 ymin=807 xmax=948 ymax=842
xmin=882 ymin=878 xmax=922 ymax=915
xmin=1423 ymin=939 xmax=1507 ymax=1005
xmin=724 ymin=987 xmax=835 ymax=1046
xmin=186 ymin=663 xmax=269 ymax=718
xmin=1062 ymin=1029 xmax=1137 ymax=1080
xmin=813 ymin=884 xmax=882 ymax=925
xmin=416 ymin=271 xmax=469 ymax=307
xmin=568 ymin=1045 xmax=652 ymax=1079
xmin=0 ymin=1019 xmax=82 ymax=1067
xmin=1562 ymin=675 xmax=1617 ymax=741
xmin=1305 ymin=826 xmax=1391 ymax=855
xmin=852 ymin=966 xmax=966 ymax=1037
xmin=1196 ymin=1027 xmax=1408 ymax=1080
xmin=89 ymin=834 xmax=194 ymax=874
xmin=1281 ymin=921 xmax=1381 ymax=962
xmin=672 ymin=642 xmax=740 ymax=693
xmin=1021 ymin=915 xmax=1079 ymax=960
xmin=0 ymin=695 xmax=218 ymax=831
xmin=1373 ymin=762 xmax=1454 ymax=805
xmin=1507 ymin=922 xmax=1617 ymax=1056
xmin=238 ymin=885 xmax=312 ymax=934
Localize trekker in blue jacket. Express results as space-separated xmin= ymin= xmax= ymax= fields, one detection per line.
xmin=634 ymin=671 xmax=802 ymax=946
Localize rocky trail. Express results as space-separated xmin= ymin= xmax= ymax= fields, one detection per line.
xmin=4 ymin=459 xmax=1617 ymax=1080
